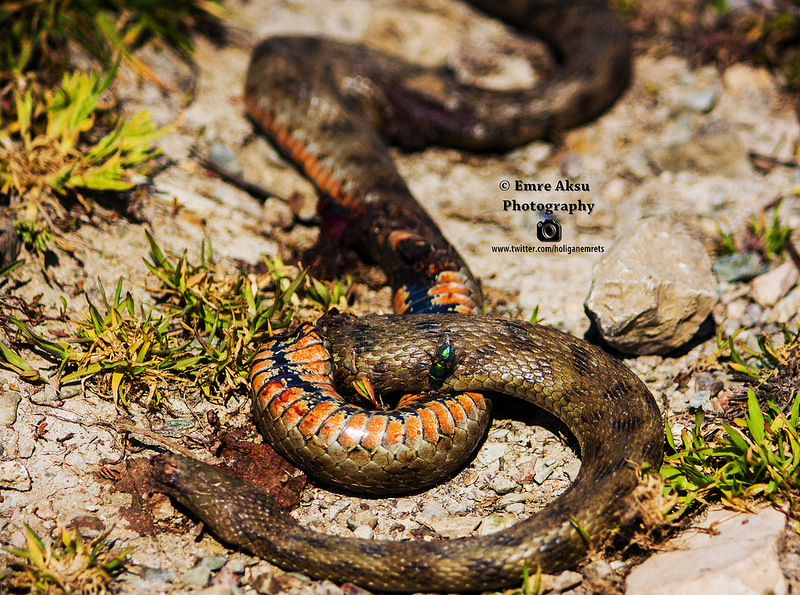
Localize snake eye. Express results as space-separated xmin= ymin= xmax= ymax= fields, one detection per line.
xmin=429 ymin=338 xmax=455 ymax=383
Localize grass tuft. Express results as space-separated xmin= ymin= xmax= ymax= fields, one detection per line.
xmin=5 ymin=234 xmax=348 ymax=407
xmin=713 ymin=200 xmax=791 ymax=260
xmin=0 ymin=65 xmax=163 ymax=254
xmin=0 ymin=0 xmax=224 ymax=77
xmin=661 ymin=388 xmax=800 ymax=518
xmin=3 ymin=523 xmax=132 ymax=595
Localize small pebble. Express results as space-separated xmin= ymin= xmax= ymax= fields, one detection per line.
xmin=476 ymin=442 xmax=507 ymax=466
xmin=695 ymin=372 xmax=724 ymax=396
xmin=416 ymin=501 xmax=447 ymax=523
xmin=394 ymin=499 xmax=416 ymax=514
xmin=553 ymin=570 xmax=583 ymax=592
xmin=713 ymin=252 xmax=764 ymax=283
xmin=59 ymin=383 xmax=83 ymax=400
xmin=679 ymin=88 xmax=719 ymax=113
xmin=352 ymin=525 xmax=374 ymax=539
xmin=688 ymin=390 xmax=712 ymax=410
xmin=347 ymin=510 xmax=377 ymax=530
xmin=183 ymin=556 xmax=228 ymax=587
xmin=313 ymin=580 xmax=344 ymax=595
xmin=583 ymin=560 xmax=614 ymax=581
xmin=208 ymin=143 xmax=243 ymax=176
xmin=534 ymin=465 xmax=554 ymax=485
xmin=225 ymin=557 xmax=249 ymax=575
xmin=0 ymin=390 xmax=22 ymax=425
xmin=505 ymin=502 xmax=525 ymax=515
xmin=428 ymin=515 xmax=482 ymax=538
xmin=0 ymin=461 xmax=31 ymax=491
xmin=560 ymin=154 xmax=583 ymax=179
xmin=476 ymin=512 xmax=517 ymax=535
xmin=742 ymin=302 xmax=764 ymax=327
xmin=444 ymin=499 xmax=469 ymax=515
xmin=489 ymin=476 xmax=517 ymax=495
xmin=183 ymin=566 xmax=211 ymax=587
xmin=141 ymin=566 xmax=178 ymax=584
xmin=499 ymin=492 xmax=529 ymax=505
xmin=163 ymin=417 xmax=197 ymax=431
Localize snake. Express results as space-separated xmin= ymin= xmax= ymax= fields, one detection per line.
xmin=150 ymin=0 xmax=664 ymax=592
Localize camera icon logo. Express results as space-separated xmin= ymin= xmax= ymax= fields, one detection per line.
xmin=536 ymin=219 xmax=562 ymax=242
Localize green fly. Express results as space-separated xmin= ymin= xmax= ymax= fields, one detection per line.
xmin=429 ymin=337 xmax=456 ymax=385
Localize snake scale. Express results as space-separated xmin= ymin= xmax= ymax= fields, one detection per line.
xmin=151 ymin=0 xmax=664 ymax=591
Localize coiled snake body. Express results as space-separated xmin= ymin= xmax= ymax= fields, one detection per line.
xmin=152 ymin=1 xmax=664 ymax=591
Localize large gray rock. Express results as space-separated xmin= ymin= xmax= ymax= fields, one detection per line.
xmin=585 ymin=218 xmax=717 ymax=354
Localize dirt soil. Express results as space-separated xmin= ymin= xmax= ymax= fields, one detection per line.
xmin=1 ymin=1 xmax=800 ymax=594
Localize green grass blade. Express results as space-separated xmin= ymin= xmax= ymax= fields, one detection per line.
xmin=747 ymin=388 xmax=766 ymax=444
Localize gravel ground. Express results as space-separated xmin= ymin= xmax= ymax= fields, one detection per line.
xmin=1 ymin=1 xmax=800 ymax=594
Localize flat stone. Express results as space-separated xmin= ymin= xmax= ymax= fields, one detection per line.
xmin=488 ymin=476 xmax=517 ymax=495
xmin=679 ymin=88 xmax=719 ymax=113
xmin=0 ymin=390 xmax=22 ymax=425
xmin=585 ymin=218 xmax=717 ymax=354
xmin=352 ymin=525 xmax=374 ymax=539
xmin=505 ymin=502 xmax=525 ymax=515
xmin=183 ymin=556 xmax=229 ymax=587
xmin=476 ymin=442 xmax=508 ymax=466
xmin=476 ymin=512 xmax=517 ymax=535
xmin=771 ymin=285 xmax=800 ymax=323
xmin=627 ymin=506 xmax=787 ymax=595
xmin=428 ymin=515 xmax=482 ymax=538
xmin=347 ymin=510 xmax=377 ymax=530
xmin=714 ymin=252 xmax=764 ymax=283
xmin=534 ymin=464 xmax=554 ymax=485
xmin=562 ymin=459 xmax=581 ymax=481
xmin=750 ymin=260 xmax=799 ymax=307
xmin=394 ymin=499 xmax=416 ymax=514
xmin=416 ymin=500 xmax=447 ymax=524
xmin=534 ymin=570 xmax=584 ymax=594
xmin=0 ymin=460 xmax=31 ymax=491
xmin=553 ymin=570 xmax=583 ymax=592
xmin=649 ymin=126 xmax=750 ymax=177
